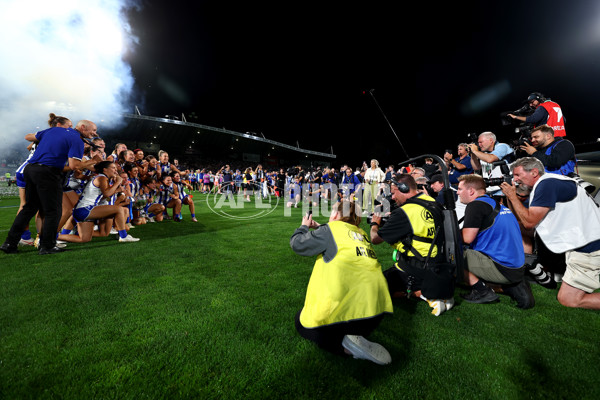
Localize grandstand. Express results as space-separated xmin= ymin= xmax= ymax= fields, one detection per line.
xmin=101 ymin=112 xmax=336 ymax=169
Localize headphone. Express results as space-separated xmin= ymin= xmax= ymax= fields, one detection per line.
xmin=391 ymin=179 xmax=410 ymax=193
xmin=527 ymin=92 xmax=545 ymax=103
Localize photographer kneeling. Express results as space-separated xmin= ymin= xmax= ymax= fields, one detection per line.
xmin=370 ymin=174 xmax=455 ymax=317
xmin=457 ymin=174 xmax=534 ymax=309
xmin=290 ymin=200 xmax=393 ymax=365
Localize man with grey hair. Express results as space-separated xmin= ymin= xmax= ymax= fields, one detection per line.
xmin=468 ymin=131 xmax=514 ymax=197
xmin=501 ymin=157 xmax=600 ymax=310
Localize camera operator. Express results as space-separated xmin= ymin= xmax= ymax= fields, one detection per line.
xmin=508 ymin=92 xmax=566 ymax=137
xmin=468 ymin=131 xmax=514 ymax=197
xmin=457 ymin=174 xmax=534 ymax=309
xmin=518 ymin=124 xmax=575 ymax=176
xmin=501 ymin=157 xmax=600 ymax=310
xmin=370 ymin=174 xmax=455 ymax=317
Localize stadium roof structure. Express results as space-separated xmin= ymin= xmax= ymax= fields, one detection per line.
xmin=104 ymin=113 xmax=336 ymax=167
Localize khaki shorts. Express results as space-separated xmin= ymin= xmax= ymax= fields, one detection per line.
xmin=464 ymin=249 xmax=511 ymax=285
xmin=563 ymin=250 xmax=600 ymax=293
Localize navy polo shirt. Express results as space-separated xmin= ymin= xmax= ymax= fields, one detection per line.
xmin=28 ymin=127 xmax=84 ymax=169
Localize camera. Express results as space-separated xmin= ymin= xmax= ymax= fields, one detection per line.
xmin=465 ymin=132 xmax=479 ymax=154
xmin=483 ymin=175 xmax=512 ymax=187
xmin=500 ymin=104 xmax=534 ymax=126
xmin=366 ymin=193 xmax=398 ymax=227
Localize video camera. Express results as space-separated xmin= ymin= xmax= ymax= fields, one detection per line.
xmin=366 ymin=193 xmax=398 ymax=227
xmin=500 ymin=103 xmax=535 ymax=152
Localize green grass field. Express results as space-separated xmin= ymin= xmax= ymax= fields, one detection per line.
xmin=1 ymin=192 xmax=600 ymax=399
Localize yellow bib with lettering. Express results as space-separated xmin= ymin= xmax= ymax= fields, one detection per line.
xmin=300 ymin=220 xmax=393 ymax=328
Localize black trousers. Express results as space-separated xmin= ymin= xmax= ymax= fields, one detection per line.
xmin=295 ymin=310 xmax=384 ymax=356
xmin=384 ymin=258 xmax=455 ymax=300
xmin=6 ymin=163 xmax=63 ymax=249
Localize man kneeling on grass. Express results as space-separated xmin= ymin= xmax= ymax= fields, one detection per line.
xmin=456 ymin=174 xmax=534 ymax=309
xmin=290 ymin=200 xmax=393 ymax=365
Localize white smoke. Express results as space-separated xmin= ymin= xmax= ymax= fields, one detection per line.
xmin=0 ymin=0 xmax=140 ymax=163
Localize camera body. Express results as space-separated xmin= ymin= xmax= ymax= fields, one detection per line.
xmin=366 ymin=193 xmax=398 ymax=227
xmin=483 ymin=175 xmax=512 ymax=187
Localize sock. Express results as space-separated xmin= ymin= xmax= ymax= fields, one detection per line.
xmin=61 ymin=228 xmax=71 ymax=235
xmin=472 ymin=280 xmax=487 ymax=292
xmin=21 ymin=230 xmax=32 ymax=240
xmin=148 ymin=212 xmax=155 ymax=218
xmin=118 ymin=230 xmax=128 ymax=239
xmin=191 ymin=213 xmax=195 ymax=218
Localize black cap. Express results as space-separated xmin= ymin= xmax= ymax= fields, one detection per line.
xmin=430 ymin=174 xmax=444 ymax=184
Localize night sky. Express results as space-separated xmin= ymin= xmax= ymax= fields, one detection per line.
xmin=123 ymin=0 xmax=600 ymax=166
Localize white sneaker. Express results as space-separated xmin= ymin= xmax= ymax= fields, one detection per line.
xmin=127 ymin=223 xmax=135 ymax=229
xmin=110 ymin=228 xmax=118 ymax=235
xmin=342 ymin=335 xmax=391 ymax=365
xmin=55 ymin=242 xmax=67 ymax=248
xmin=421 ymin=295 xmax=453 ymax=316
xmin=118 ymin=234 xmax=140 ymax=243
xmin=18 ymin=238 xmax=35 ymax=246
xmin=147 ymin=216 xmax=156 ymax=223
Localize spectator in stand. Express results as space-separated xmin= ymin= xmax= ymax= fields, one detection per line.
xmin=234 ymin=169 xmax=243 ymax=194
xmin=340 ymin=167 xmax=362 ymax=201
xmin=422 ymin=157 xmax=440 ymax=179
xmin=220 ymin=165 xmax=233 ymax=194
xmin=384 ymin=165 xmax=395 ymax=182
xmin=275 ymin=168 xmax=286 ymax=198
xmin=242 ymin=167 xmax=254 ymax=201
xmin=202 ymin=169 xmax=211 ymax=193
xmin=363 ymin=159 xmax=385 ymax=215
xmin=409 ymin=167 xmax=426 ymax=180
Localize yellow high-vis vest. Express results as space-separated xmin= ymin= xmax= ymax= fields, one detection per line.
xmin=300 ymin=220 xmax=393 ymax=328
xmin=393 ymin=195 xmax=439 ymax=260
